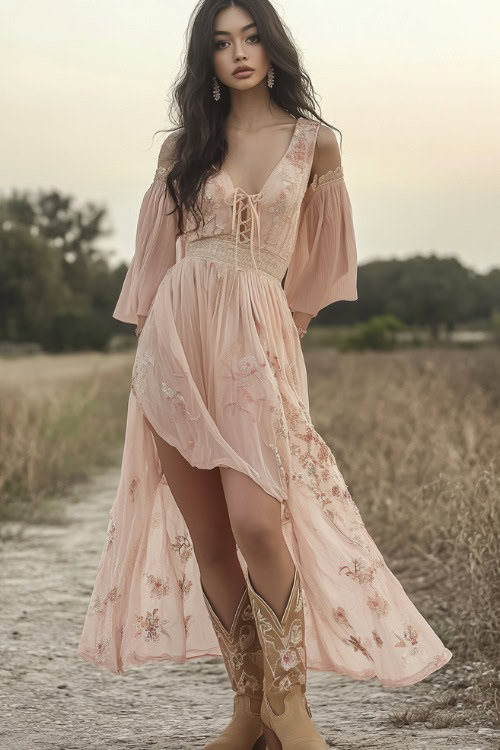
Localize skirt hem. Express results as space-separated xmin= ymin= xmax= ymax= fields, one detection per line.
xmin=76 ymin=644 xmax=453 ymax=687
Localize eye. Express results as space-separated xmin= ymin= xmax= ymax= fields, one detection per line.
xmin=214 ymin=34 xmax=261 ymax=51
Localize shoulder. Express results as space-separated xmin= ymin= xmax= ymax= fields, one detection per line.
xmin=311 ymin=123 xmax=341 ymax=177
xmin=158 ymin=128 xmax=183 ymax=169
xmin=315 ymin=123 xmax=340 ymax=153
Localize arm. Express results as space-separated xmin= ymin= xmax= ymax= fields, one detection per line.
xmin=284 ymin=125 xmax=358 ymax=335
xmin=112 ymin=131 xmax=182 ymax=332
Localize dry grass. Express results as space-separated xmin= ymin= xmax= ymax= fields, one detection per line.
xmin=0 ymin=351 xmax=134 ymax=529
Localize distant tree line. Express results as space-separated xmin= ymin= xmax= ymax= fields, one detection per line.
xmin=317 ymin=256 xmax=500 ymax=339
xmin=1 ymin=186 xmax=499 ymax=352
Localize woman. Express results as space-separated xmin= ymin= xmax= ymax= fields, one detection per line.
xmin=77 ymin=1 xmax=452 ymax=748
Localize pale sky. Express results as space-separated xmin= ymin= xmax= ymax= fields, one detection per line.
xmin=2 ymin=0 xmax=499 ymax=273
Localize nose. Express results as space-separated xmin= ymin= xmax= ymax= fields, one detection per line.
xmin=234 ymin=43 xmax=248 ymax=61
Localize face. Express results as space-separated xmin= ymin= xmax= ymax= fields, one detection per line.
xmin=212 ymin=5 xmax=270 ymax=91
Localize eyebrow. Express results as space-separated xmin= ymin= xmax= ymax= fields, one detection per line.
xmin=213 ymin=22 xmax=257 ymax=37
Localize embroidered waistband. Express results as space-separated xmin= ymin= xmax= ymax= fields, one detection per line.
xmin=185 ymin=238 xmax=288 ymax=282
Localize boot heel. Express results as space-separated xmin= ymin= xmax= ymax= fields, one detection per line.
xmin=262 ymin=724 xmax=282 ymax=750
xmin=252 ymin=735 xmax=267 ymax=750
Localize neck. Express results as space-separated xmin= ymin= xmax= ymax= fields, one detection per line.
xmin=226 ymin=80 xmax=281 ymax=131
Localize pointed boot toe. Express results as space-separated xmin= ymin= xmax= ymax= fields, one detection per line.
xmin=203 ymin=695 xmax=265 ymax=749
xmin=261 ymin=686 xmax=328 ymax=749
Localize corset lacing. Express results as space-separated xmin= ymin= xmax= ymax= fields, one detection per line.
xmin=224 ymin=188 xmax=264 ymax=272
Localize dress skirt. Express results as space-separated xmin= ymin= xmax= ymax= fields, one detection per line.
xmin=77 ymin=250 xmax=453 ymax=686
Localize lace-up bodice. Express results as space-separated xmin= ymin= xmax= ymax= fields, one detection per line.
xmin=179 ymin=118 xmax=316 ymax=276
xmin=224 ymin=187 xmax=264 ymax=272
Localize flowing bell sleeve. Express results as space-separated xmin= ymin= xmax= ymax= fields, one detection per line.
xmin=112 ymin=157 xmax=180 ymax=325
xmin=284 ymin=166 xmax=358 ymax=319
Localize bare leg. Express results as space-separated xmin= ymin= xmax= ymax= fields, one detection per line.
xmin=219 ymin=467 xmax=295 ymax=620
xmin=144 ymin=417 xmax=246 ymax=632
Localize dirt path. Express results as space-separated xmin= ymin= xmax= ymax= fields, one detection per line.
xmin=0 ymin=467 xmax=498 ymax=750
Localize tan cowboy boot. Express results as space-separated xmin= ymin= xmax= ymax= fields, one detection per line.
xmin=201 ymin=582 xmax=267 ymax=750
xmin=246 ymin=567 xmax=329 ymax=749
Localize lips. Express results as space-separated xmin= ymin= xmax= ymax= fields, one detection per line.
xmin=233 ymin=66 xmax=254 ymax=74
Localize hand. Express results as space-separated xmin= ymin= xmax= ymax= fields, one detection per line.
xmin=292 ymin=311 xmax=312 ymax=338
xmin=135 ymin=314 xmax=147 ymax=337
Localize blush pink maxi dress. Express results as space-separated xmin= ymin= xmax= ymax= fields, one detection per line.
xmin=77 ymin=117 xmax=452 ymax=686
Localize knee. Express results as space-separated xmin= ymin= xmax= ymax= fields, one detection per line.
xmin=193 ymin=534 xmax=238 ymax=569
xmin=231 ymin=515 xmax=281 ymax=559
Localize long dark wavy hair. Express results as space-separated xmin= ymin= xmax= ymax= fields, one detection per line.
xmin=153 ymin=0 xmax=342 ymax=238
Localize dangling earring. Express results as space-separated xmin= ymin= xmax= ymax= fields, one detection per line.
xmin=267 ymin=63 xmax=275 ymax=88
xmin=212 ymin=75 xmax=221 ymax=101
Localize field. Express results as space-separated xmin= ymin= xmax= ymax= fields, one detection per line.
xmin=1 ymin=345 xmax=499 ymax=729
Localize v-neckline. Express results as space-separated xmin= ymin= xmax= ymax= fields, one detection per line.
xmin=221 ymin=117 xmax=303 ymax=197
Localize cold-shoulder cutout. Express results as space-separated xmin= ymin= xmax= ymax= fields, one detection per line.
xmin=307 ymin=124 xmax=342 ymax=188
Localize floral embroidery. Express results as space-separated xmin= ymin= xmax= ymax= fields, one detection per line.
xmin=233 ymin=355 xmax=267 ymax=381
xmin=280 ymin=390 xmax=389 ymax=567
xmin=265 ymin=189 xmax=287 ymax=251
xmin=145 ymin=573 xmax=170 ymax=598
xmin=185 ymin=178 xmax=228 ymax=237
xmin=339 ymin=558 xmax=377 ymax=585
xmin=367 ymin=592 xmax=390 ymax=618
xmin=135 ymin=607 xmax=168 ymax=643
xmin=128 ymin=476 xmax=139 ymax=502
xmin=267 ymin=443 xmax=287 ymax=489
xmin=106 ymin=586 xmax=120 ymax=606
xmin=88 ymin=595 xmax=105 ymax=615
xmin=404 ymin=623 xmax=419 ymax=645
xmin=264 ymin=348 xmax=299 ymax=394
xmin=95 ymin=635 xmax=111 ymax=663
xmin=281 ymin=392 xmax=308 ymax=431
xmin=280 ymin=646 xmax=299 ymax=671
xmin=372 ymin=629 xmax=384 ymax=648
xmin=184 ymin=614 xmax=192 ymax=637
xmin=178 ymin=574 xmax=193 ymax=598
xmin=131 ymin=351 xmax=155 ymax=403
xmin=332 ymin=606 xmax=351 ymax=628
xmin=88 ymin=586 xmax=121 ymax=615
xmin=161 ymin=382 xmax=201 ymax=422
xmin=343 ymin=635 xmax=374 ymax=662
xmin=150 ymin=512 xmax=161 ymax=529
xmin=221 ymin=341 xmax=270 ymax=421
xmin=172 ymin=534 xmax=194 ymax=562
xmin=203 ymin=588 xmax=264 ymax=698
xmin=269 ymin=403 xmax=289 ymax=440
xmin=286 ymin=119 xmax=309 ymax=170
xmin=106 ymin=513 xmax=116 ymax=551
xmin=249 ymin=572 xmax=307 ymax=696
xmin=394 ymin=624 xmax=419 ymax=647
xmin=393 ymin=624 xmax=422 ymax=664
